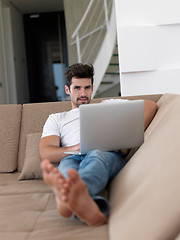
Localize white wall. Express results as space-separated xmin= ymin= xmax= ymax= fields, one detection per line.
xmin=0 ymin=1 xmax=8 ymax=104
xmin=2 ymin=5 xmax=17 ymax=103
xmin=0 ymin=1 xmax=29 ymax=104
xmin=10 ymin=4 xmax=29 ymax=103
xmin=115 ymin=0 xmax=180 ymax=96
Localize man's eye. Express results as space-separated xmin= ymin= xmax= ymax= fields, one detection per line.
xmin=74 ymin=86 xmax=80 ymax=90
xmin=85 ymin=86 xmax=91 ymax=90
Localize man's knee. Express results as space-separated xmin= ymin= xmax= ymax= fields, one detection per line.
xmin=85 ymin=150 xmax=112 ymax=170
xmin=87 ymin=149 xmax=106 ymax=159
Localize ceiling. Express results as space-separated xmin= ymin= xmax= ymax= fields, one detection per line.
xmin=5 ymin=0 xmax=64 ymax=13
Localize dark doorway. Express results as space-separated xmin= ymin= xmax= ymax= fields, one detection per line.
xmin=23 ymin=12 xmax=68 ymax=103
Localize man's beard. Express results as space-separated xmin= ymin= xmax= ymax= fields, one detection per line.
xmin=74 ymin=97 xmax=90 ymax=107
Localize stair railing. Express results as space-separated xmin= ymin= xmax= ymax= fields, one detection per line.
xmin=92 ymin=1 xmax=117 ymax=97
xmin=71 ymin=0 xmax=111 ymax=63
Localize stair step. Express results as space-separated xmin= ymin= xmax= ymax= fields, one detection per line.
xmin=109 ymin=63 xmax=119 ymax=66
xmin=101 ymin=81 xmax=113 ymax=85
xmin=105 ymin=72 xmax=119 ymax=75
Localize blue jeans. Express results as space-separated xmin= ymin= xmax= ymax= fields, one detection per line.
xmin=57 ymin=150 xmax=125 ymax=217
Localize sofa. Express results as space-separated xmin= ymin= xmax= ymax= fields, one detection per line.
xmin=0 ymin=93 xmax=180 ymax=240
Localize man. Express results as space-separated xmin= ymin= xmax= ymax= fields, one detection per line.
xmin=39 ymin=63 xmax=158 ymax=226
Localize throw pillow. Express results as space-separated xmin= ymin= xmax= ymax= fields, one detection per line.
xmin=18 ymin=132 xmax=42 ymax=180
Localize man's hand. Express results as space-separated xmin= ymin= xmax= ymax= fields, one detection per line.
xmin=39 ymin=135 xmax=80 ymax=163
xmin=72 ymin=143 xmax=80 ymax=152
xmin=121 ymin=149 xmax=130 ymax=156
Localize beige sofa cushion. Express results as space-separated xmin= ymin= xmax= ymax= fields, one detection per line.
xmin=0 ymin=173 xmax=108 ymax=240
xmin=0 ymin=105 xmax=21 ymax=172
xmin=18 ymin=133 xmax=42 ymax=180
xmin=109 ymin=93 xmax=180 ymax=240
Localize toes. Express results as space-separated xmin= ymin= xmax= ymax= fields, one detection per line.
xmin=41 ymin=159 xmax=53 ymax=173
xmin=61 ymin=195 xmax=68 ymax=202
xmin=59 ymin=177 xmax=73 ymax=203
xmin=61 ymin=180 xmax=71 ymax=195
xmin=67 ymin=169 xmax=79 ymax=181
xmin=52 ymin=167 xmax=58 ymax=173
xmin=60 ymin=183 xmax=70 ymax=203
xmin=40 ymin=159 xmax=49 ymax=171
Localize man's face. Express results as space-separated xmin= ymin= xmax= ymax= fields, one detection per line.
xmin=65 ymin=77 xmax=93 ymax=109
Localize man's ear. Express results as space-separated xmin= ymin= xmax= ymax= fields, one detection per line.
xmin=65 ymin=85 xmax=70 ymax=95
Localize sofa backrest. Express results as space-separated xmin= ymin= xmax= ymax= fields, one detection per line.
xmin=17 ymin=94 xmax=161 ymax=172
xmin=0 ymin=105 xmax=21 ymax=173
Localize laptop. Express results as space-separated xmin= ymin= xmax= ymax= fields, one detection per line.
xmin=64 ymin=100 xmax=144 ymax=155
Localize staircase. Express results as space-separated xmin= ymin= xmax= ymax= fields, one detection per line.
xmin=95 ymin=43 xmax=121 ymax=98
xmin=69 ymin=0 xmax=119 ymax=99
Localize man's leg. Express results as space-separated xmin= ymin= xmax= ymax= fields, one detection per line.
xmin=41 ymin=159 xmax=72 ymax=217
xmin=57 ymin=154 xmax=81 ymax=177
xmin=63 ymin=168 xmax=107 ymax=225
xmin=57 ymin=154 xmax=108 ymax=224
xmin=41 ymin=159 xmax=107 ymax=226
xmin=79 ymin=150 xmax=125 ymax=195
xmin=78 ymin=150 xmax=126 ymax=216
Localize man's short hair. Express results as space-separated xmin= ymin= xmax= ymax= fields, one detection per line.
xmin=64 ymin=63 xmax=94 ymax=89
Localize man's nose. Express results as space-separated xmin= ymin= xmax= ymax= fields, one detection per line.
xmin=80 ymin=88 xmax=86 ymax=96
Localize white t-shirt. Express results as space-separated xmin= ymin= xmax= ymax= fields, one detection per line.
xmin=41 ymin=99 xmax=128 ymax=148
xmin=41 ymin=108 xmax=80 ymax=147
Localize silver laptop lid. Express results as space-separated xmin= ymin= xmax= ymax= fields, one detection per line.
xmin=79 ymin=100 xmax=144 ymax=154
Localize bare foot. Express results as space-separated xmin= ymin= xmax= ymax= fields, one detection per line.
xmin=64 ymin=169 xmax=107 ymax=226
xmin=41 ymin=159 xmax=72 ymax=217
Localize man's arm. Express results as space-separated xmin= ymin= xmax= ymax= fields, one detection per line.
xmin=121 ymin=99 xmax=158 ymax=156
xmin=144 ymin=99 xmax=158 ymax=130
xmin=39 ymin=135 xmax=80 ymax=163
